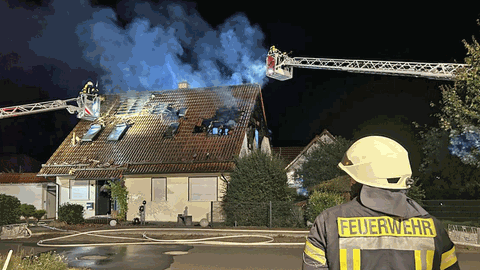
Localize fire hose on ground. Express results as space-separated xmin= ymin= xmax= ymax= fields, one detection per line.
xmin=35 ymin=226 xmax=307 ymax=248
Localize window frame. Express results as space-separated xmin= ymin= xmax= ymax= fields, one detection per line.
xmin=188 ymin=176 xmax=218 ymax=202
xmin=151 ymin=177 xmax=167 ymax=202
xmin=69 ymin=180 xmax=90 ymax=200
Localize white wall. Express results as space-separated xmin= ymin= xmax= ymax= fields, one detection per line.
xmin=57 ymin=177 xmax=96 ymax=219
xmin=0 ymin=183 xmax=45 ymax=210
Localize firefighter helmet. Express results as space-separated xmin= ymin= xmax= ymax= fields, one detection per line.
xmin=338 ymin=136 xmax=412 ymax=189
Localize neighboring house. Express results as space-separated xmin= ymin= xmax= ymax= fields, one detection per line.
xmin=273 ymin=129 xmax=336 ymax=195
xmin=0 ymin=173 xmax=57 ymax=219
xmin=37 ymin=83 xmax=271 ymax=222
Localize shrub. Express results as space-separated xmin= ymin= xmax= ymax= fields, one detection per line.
xmin=19 ymin=204 xmax=37 ymax=225
xmin=33 ymin=209 xmax=47 ymax=224
xmin=58 ymin=203 xmax=84 ymax=225
xmin=0 ymin=194 xmax=21 ymax=226
xmin=306 ymin=190 xmax=345 ymax=223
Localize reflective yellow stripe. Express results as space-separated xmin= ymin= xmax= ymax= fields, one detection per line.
xmin=304 ymin=240 xmax=326 ymax=265
xmin=441 ymin=246 xmax=457 ymax=270
xmin=415 ymin=250 xmax=422 ymax=270
xmin=426 ymin=250 xmax=434 ymax=270
xmin=353 ymin=249 xmax=360 ymax=270
xmin=340 ymin=249 xmax=347 ymax=270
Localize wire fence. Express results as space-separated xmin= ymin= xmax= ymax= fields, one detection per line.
xmin=210 ymin=201 xmax=306 ymax=228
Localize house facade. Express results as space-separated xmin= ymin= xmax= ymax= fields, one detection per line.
xmin=0 ymin=173 xmax=57 ymax=219
xmin=273 ymin=129 xmax=336 ymax=195
xmin=38 ymin=84 xmax=270 ymax=222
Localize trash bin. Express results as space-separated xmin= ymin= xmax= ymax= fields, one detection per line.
xmin=177 ymin=214 xmax=193 ymax=226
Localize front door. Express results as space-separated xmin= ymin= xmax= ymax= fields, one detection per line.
xmin=96 ymin=180 xmax=111 ymax=215
xmin=46 ymin=186 xmax=56 ymax=219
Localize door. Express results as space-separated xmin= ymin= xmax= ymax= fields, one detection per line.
xmin=46 ymin=186 xmax=56 ymax=219
xmin=96 ymin=180 xmax=111 ymax=215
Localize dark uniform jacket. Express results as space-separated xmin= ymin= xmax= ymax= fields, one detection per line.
xmin=302 ymin=185 xmax=460 ymax=270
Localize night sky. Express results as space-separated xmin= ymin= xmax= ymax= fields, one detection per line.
xmin=1 ymin=0 xmax=480 ymax=173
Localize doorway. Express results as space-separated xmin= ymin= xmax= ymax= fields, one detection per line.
xmin=96 ymin=180 xmax=111 ymax=215
xmin=46 ymin=185 xmax=56 ymax=219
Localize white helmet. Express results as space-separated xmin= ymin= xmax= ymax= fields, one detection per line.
xmin=338 ymin=136 xmax=412 ymax=189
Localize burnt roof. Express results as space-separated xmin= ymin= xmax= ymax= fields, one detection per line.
xmin=38 ymin=84 xmax=262 ymax=178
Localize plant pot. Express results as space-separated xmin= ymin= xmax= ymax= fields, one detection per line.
xmin=111 ymin=210 xmax=118 ymax=219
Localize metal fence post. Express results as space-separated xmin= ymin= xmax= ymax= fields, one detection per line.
xmin=269 ymin=201 xmax=272 ymax=228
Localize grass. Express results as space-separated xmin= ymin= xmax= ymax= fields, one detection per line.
xmin=0 ymin=248 xmax=90 ymax=270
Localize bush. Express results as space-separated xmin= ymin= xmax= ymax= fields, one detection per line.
xmin=33 ymin=210 xmax=47 ymax=223
xmin=19 ymin=204 xmax=37 ymax=224
xmin=306 ymin=190 xmax=345 ymax=223
xmin=0 ymin=194 xmax=21 ymax=226
xmin=58 ymin=203 xmax=85 ymax=225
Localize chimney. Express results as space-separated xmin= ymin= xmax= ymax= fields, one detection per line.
xmin=178 ymin=81 xmax=189 ymax=89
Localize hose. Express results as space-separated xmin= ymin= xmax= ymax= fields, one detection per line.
xmin=36 ymin=227 xmax=307 ymax=247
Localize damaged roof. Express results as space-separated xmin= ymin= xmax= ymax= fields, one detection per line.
xmin=38 ymin=84 xmax=263 ymax=178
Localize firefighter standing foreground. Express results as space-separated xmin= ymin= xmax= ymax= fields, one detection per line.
xmin=302 ymin=136 xmax=460 ymax=270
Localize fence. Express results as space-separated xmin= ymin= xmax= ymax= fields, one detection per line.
xmin=210 ymin=201 xmax=306 ymax=228
xmin=422 ymin=200 xmax=480 ymax=221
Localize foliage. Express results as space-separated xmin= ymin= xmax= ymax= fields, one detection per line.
xmin=416 ymin=125 xmax=480 ymax=199
xmin=32 ymin=209 xmax=47 ymax=223
xmin=306 ymin=190 xmax=345 ymax=223
xmin=104 ymin=179 xmax=129 ymax=221
xmin=58 ymin=203 xmax=84 ymax=225
xmin=296 ymin=136 xmax=352 ymax=189
xmin=406 ymin=177 xmax=426 ymax=206
xmin=222 ymin=150 xmax=290 ymax=226
xmin=0 ymin=193 xmax=21 ymax=226
xmin=436 ymin=20 xmax=480 ymax=166
xmin=0 ymin=249 xmax=89 ymax=270
xmin=19 ymin=204 xmax=37 ymax=225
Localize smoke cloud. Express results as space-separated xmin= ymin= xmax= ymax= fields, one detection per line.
xmin=3 ymin=0 xmax=267 ymax=93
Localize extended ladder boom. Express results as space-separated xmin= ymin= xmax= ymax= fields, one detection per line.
xmin=0 ymin=81 xmax=101 ymax=121
xmin=266 ymin=46 xmax=467 ymax=81
xmin=0 ymin=98 xmax=79 ymax=119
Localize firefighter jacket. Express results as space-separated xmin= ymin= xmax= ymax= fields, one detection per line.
xmin=302 ymin=185 xmax=460 ymax=270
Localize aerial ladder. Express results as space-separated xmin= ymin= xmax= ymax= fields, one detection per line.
xmin=266 ymin=46 xmax=468 ymax=81
xmin=0 ymin=81 xmax=101 ymax=121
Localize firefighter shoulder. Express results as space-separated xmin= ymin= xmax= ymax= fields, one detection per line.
xmin=302 ymin=136 xmax=460 ymax=270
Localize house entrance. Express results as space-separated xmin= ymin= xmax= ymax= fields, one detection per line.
xmin=46 ymin=185 xmax=56 ymax=219
xmin=96 ymin=180 xmax=111 ymax=215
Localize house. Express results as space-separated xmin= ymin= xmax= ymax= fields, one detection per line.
xmin=273 ymin=129 xmax=336 ymax=195
xmin=0 ymin=173 xmax=57 ymax=219
xmin=37 ymin=83 xmax=271 ymax=222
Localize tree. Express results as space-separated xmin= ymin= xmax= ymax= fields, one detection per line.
xmin=436 ymin=19 xmax=480 ymax=166
xmin=0 ymin=194 xmax=21 ymax=226
xmin=104 ymin=179 xmax=129 ymax=221
xmin=222 ymin=150 xmax=292 ymax=226
xmin=19 ymin=203 xmax=36 ymax=225
xmin=296 ymin=136 xmax=351 ymax=189
xmin=415 ymin=125 xmax=480 ymax=199
xmin=223 ymin=149 xmax=290 ymax=202
xmin=32 ymin=210 xmax=47 ymax=225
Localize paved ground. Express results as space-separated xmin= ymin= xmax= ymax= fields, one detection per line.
xmin=1 ymin=224 xmax=479 ymax=269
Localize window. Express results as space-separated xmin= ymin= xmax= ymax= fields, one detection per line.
xmin=107 ymin=123 xmax=129 ymax=141
xmin=189 ymin=177 xmax=217 ymax=201
xmin=82 ymin=124 xmax=103 ymax=142
xmin=70 ymin=180 xmax=89 ymax=200
xmin=152 ymin=178 xmax=166 ymax=201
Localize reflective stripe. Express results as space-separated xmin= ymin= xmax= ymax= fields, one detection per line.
xmin=340 ymin=249 xmax=347 ymax=270
xmin=426 ymin=250 xmax=434 ymax=270
xmin=304 ymin=239 xmax=326 ymax=265
xmin=353 ymin=249 xmax=360 ymax=270
xmin=339 ymin=236 xmax=435 ymax=250
xmin=441 ymin=246 xmax=457 ymax=270
xmin=415 ymin=250 xmax=422 ymax=270
xmin=339 ymin=248 xmax=361 ymax=270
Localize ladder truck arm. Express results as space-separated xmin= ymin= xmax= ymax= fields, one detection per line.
xmin=266 ymin=46 xmax=468 ymax=81
xmin=0 ymin=81 xmax=101 ymax=121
